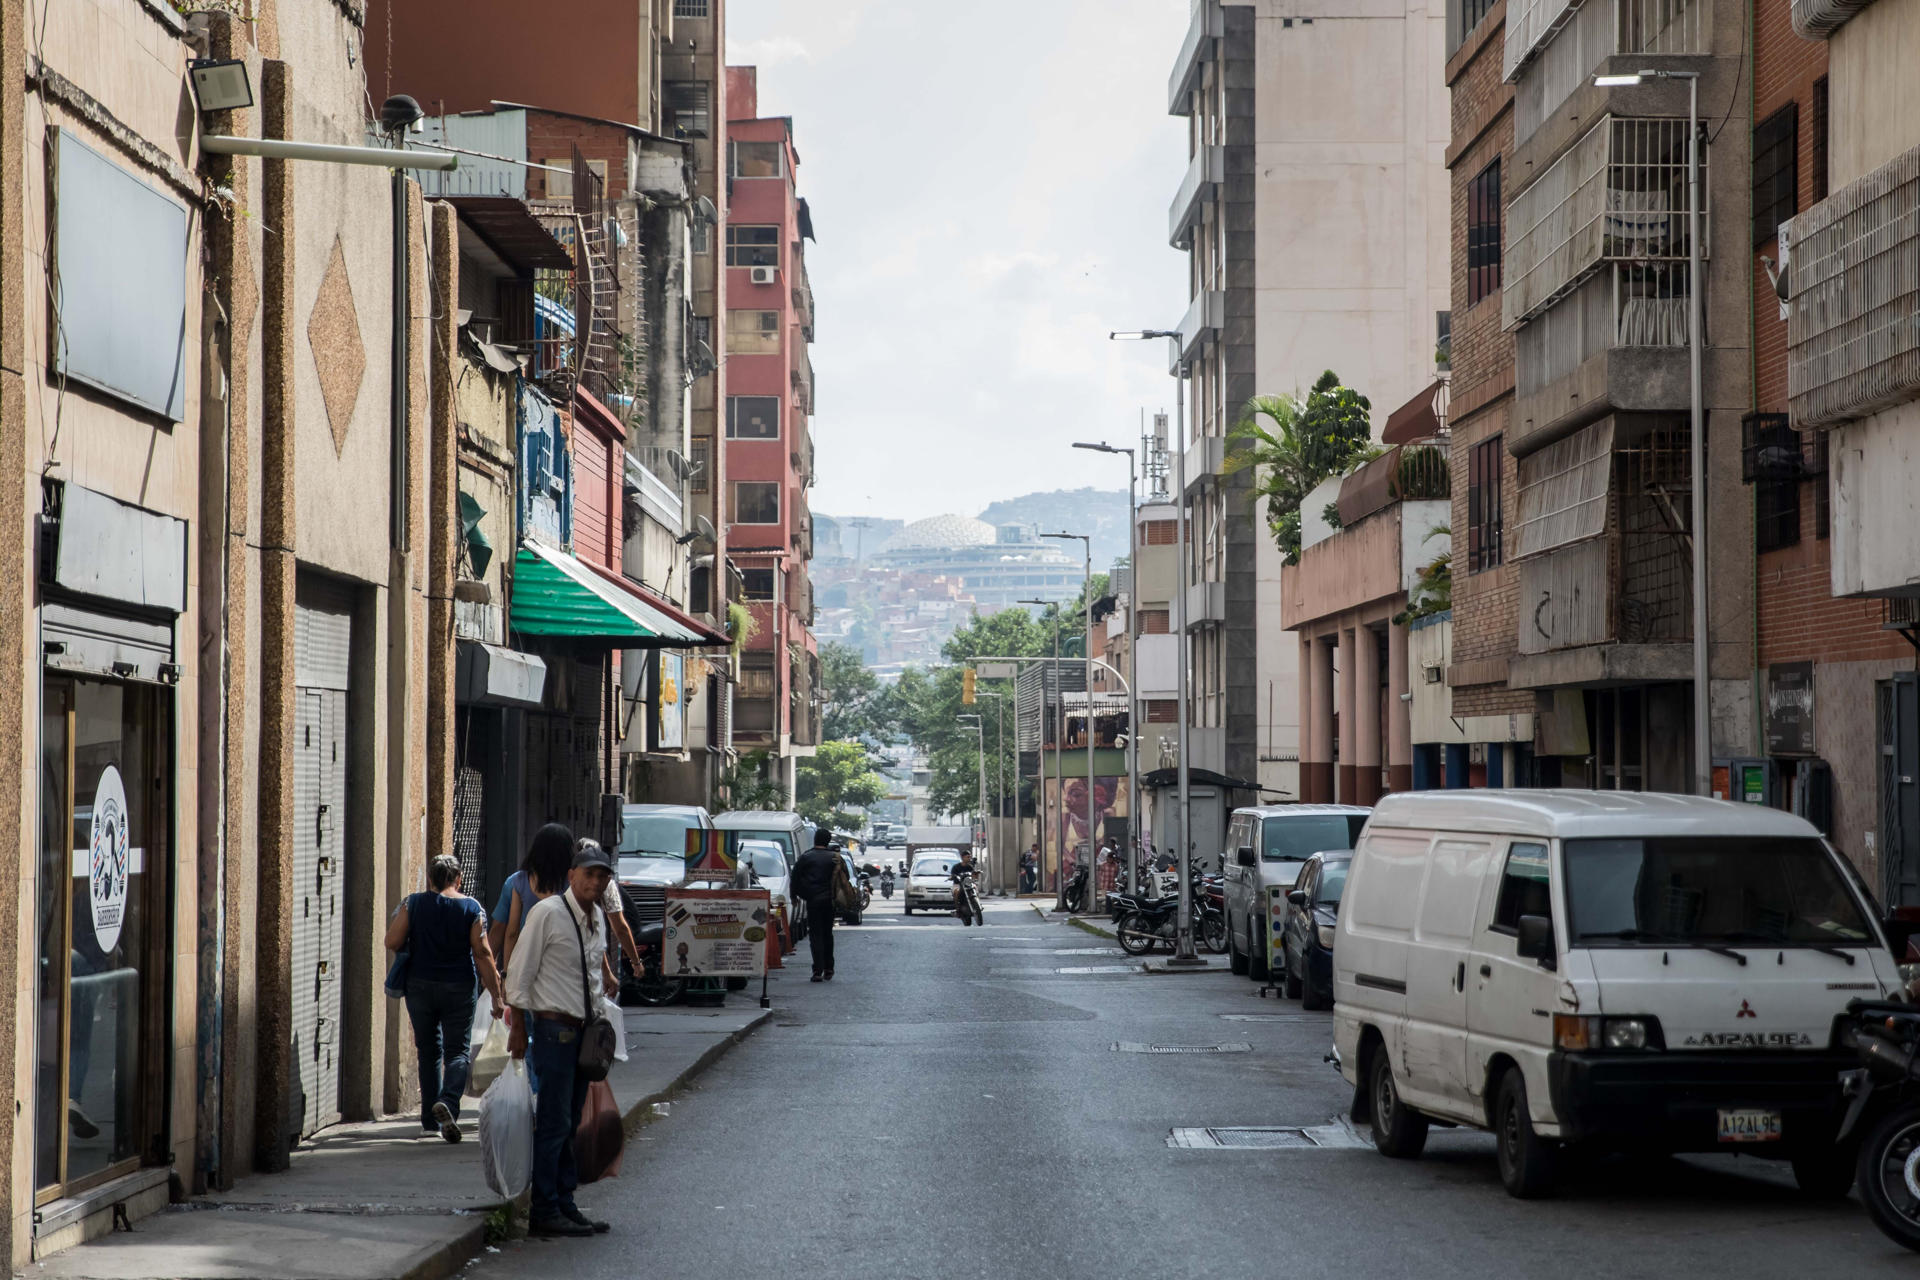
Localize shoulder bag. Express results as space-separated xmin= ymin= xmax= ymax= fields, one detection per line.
xmin=570 ymin=903 xmax=620 ymax=1083
xmin=384 ymin=892 xmax=417 ymax=999
xmin=832 ymin=857 xmax=858 ymax=915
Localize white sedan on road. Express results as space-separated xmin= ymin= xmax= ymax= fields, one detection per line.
xmin=740 ymin=838 xmax=805 ymax=940
xmin=903 ymin=853 xmax=961 ymax=915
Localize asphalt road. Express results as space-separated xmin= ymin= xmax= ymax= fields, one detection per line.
xmin=473 ymin=894 xmax=1918 ymax=1279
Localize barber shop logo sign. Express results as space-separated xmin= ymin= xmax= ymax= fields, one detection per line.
xmin=88 ymin=766 xmax=130 ymax=953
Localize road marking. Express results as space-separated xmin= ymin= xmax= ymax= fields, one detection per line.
xmin=1167 ymin=1120 xmax=1371 ymax=1150
xmin=987 ymin=965 xmax=1139 ymax=976
xmin=1112 ymin=1042 xmax=1253 ymax=1054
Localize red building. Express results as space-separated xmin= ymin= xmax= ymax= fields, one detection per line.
xmin=724 ymin=66 xmax=819 ymax=784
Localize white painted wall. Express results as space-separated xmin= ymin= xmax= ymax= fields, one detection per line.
xmin=1830 ymin=402 xmax=1920 ymax=598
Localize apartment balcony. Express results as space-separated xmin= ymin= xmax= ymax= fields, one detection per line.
xmin=734 ymin=695 xmax=777 ymax=736
xmin=1182 ymin=432 xmax=1225 ymax=495
xmin=1506 ymin=116 xmax=1702 ymax=451
xmin=1184 ymin=579 xmax=1225 ymax=629
xmin=1173 ymin=290 xmax=1224 ymax=374
xmin=1507 ymin=416 xmax=1694 ymax=687
xmin=1784 ymin=142 xmax=1920 ymax=429
xmin=1280 ymin=453 xmax=1451 ymax=634
xmin=1792 ymin=0 xmax=1876 ymax=37
xmin=791 ymin=352 xmax=814 ymax=416
xmin=1167 ymin=0 xmax=1223 ymax=114
xmin=1169 ymin=145 xmax=1224 ymax=249
xmin=1506 ymin=0 xmax=1703 ymax=85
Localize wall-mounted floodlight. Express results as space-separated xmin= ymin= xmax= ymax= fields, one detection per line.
xmin=189 ymin=59 xmax=253 ymax=112
xmin=1592 ymin=73 xmax=1646 ymax=86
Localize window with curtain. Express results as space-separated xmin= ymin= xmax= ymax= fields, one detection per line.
xmin=1467 ymin=160 xmax=1502 ymax=305
xmin=1468 ymin=434 xmax=1505 ymax=572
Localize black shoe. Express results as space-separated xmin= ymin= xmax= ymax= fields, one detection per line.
xmin=824 ymin=971 xmax=834 ymax=981
xmin=68 ymin=1104 xmax=100 ymax=1140
xmin=431 ymin=1101 xmax=461 ymax=1144
xmin=810 ymin=973 xmax=824 ymax=983
xmin=562 ymin=1206 xmax=610 ymax=1234
xmin=530 ymin=1214 xmax=595 ymax=1238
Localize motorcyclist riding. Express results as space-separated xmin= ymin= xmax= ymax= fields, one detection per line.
xmin=949 ymin=849 xmax=983 ymax=925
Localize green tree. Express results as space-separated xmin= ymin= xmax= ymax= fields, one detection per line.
xmin=1228 ymin=369 xmax=1377 ymax=563
xmin=795 ymin=739 xmax=889 ymax=831
xmin=714 ymin=750 xmax=785 ymax=813
xmin=819 ymin=641 xmax=892 ymax=742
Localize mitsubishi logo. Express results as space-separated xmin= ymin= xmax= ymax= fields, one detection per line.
xmin=1736 ymin=1000 xmax=1757 ymax=1019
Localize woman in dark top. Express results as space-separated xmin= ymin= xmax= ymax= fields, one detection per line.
xmin=385 ymin=855 xmax=505 ymax=1142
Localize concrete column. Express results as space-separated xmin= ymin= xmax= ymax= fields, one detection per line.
xmin=253 ymin=59 xmax=297 ymax=1175
xmin=425 ymin=202 xmax=458 ymax=872
xmin=1354 ymin=624 xmax=1381 ymax=806
xmin=0 ymin=0 xmax=26 ymax=1257
xmin=1298 ymin=634 xmax=1328 ymax=803
xmin=1337 ymin=625 xmax=1358 ymax=805
xmin=1387 ymin=618 xmax=1412 ymax=794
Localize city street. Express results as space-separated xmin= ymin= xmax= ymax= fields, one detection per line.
xmin=472 ymin=897 xmax=1916 ymax=1280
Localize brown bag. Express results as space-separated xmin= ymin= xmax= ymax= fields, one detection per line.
xmin=832 ymin=858 xmax=858 ymax=914
xmin=574 ymin=1079 xmax=625 ymax=1184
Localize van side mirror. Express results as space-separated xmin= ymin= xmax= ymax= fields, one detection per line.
xmin=1287 ymin=890 xmax=1307 ymax=907
xmin=1516 ymin=915 xmax=1557 ymax=969
xmin=1883 ymin=916 xmax=1920 ymax=960
xmin=1236 ymin=846 xmax=1256 ymax=868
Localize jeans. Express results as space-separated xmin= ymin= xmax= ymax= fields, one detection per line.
xmin=528 ymin=1019 xmax=587 ymax=1220
xmin=805 ymin=897 xmax=834 ymax=975
xmin=404 ymin=978 xmax=477 ymax=1128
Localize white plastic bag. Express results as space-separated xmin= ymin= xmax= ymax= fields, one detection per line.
xmin=467 ymin=1018 xmax=510 ymax=1097
xmin=477 ymin=1058 xmax=533 ymax=1200
xmin=468 ymin=995 xmax=493 ymax=1053
xmin=603 ymin=997 xmax=629 ymax=1062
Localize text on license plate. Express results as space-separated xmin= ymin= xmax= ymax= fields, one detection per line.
xmin=1718 ymin=1108 xmax=1782 ymax=1143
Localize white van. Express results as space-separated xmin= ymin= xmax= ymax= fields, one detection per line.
xmin=1223 ymin=805 xmax=1371 ymax=980
xmin=1332 ymin=790 xmax=1900 ymax=1199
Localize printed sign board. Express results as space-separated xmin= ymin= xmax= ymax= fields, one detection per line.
xmin=662 ymin=888 xmax=771 ymax=978
xmin=1267 ymin=885 xmax=1289 ymax=977
xmin=89 ymin=765 xmax=131 ymax=952
xmin=685 ymin=827 xmax=735 ymax=876
xmin=1766 ymin=661 xmax=1815 ymax=756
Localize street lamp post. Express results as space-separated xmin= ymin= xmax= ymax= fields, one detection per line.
xmin=1019 ymin=599 xmax=1070 ymax=906
xmin=958 ymin=714 xmax=985 ymax=866
xmin=1043 ymin=532 xmax=1097 ymax=913
xmin=1594 ymin=69 xmax=1708 ymax=795
xmin=974 ymin=690 xmax=1004 ymax=893
xmin=1110 ymin=329 xmax=1200 ymax=964
xmin=1073 ymin=440 xmax=1139 ymax=895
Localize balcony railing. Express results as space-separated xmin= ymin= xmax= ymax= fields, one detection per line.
xmin=1514 ymin=422 xmax=1692 ymax=654
xmin=1515 ymin=262 xmax=1692 ymax=398
xmin=1785 ymin=141 xmax=1920 ymax=429
xmin=1169 ymin=145 xmax=1224 ymax=249
xmin=1506 ymin=0 xmax=1701 ymax=84
xmin=1506 ymin=116 xmax=1705 ymax=331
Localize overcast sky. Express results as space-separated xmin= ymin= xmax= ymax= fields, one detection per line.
xmin=728 ymin=0 xmax=1191 ymax=522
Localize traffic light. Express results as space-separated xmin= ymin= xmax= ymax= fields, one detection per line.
xmin=962 ymin=666 xmax=977 ymax=704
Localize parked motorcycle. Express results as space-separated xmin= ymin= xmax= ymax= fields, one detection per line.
xmin=1838 ymin=999 xmax=1920 ymax=1246
xmin=1113 ymin=870 xmax=1229 ymax=954
xmin=1063 ymin=863 xmax=1091 ymax=914
xmin=953 ymin=866 xmax=983 ymax=926
xmin=621 ymin=916 xmax=687 ymax=1007
xmin=880 ymin=869 xmax=895 ymax=899
xmin=857 ymin=872 xmax=874 ymax=912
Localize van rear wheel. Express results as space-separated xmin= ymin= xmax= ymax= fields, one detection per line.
xmin=1368 ymin=1049 xmax=1428 ymax=1158
xmin=1494 ymin=1069 xmax=1559 ymax=1198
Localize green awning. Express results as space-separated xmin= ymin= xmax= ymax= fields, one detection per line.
xmin=510 ymin=541 xmax=705 ymax=645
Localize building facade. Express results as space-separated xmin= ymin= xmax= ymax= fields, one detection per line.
xmin=723 ymin=66 xmax=819 ymax=797
xmin=1169 ymin=0 xmax=1451 ymax=802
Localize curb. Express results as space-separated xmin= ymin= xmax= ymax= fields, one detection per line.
xmin=397 ymin=1219 xmax=489 ymax=1280
xmin=619 ymin=1009 xmax=773 ymax=1136
xmin=1065 ymin=916 xmax=1117 ymax=941
xmin=1140 ymin=960 xmax=1228 ymax=974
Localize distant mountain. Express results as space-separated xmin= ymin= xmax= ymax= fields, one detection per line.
xmin=977 ymin=487 xmax=1130 ymax=569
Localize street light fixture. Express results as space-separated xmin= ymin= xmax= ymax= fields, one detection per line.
xmin=973 ymin=691 xmax=1006 ymax=893
xmin=1072 ymin=440 xmax=1141 ymax=894
xmin=1593 ymin=67 xmax=1709 ymax=796
xmin=1019 ymin=597 xmax=1070 ymax=902
xmin=1042 ymin=531 xmax=1098 ymax=913
xmin=957 ymin=714 xmax=986 ymax=871
xmin=1110 ymin=329 xmax=1200 ymax=965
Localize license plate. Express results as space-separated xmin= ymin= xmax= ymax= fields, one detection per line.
xmin=1717 ymin=1108 xmax=1782 ymax=1143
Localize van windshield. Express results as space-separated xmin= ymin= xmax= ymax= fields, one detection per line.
xmin=1263 ymin=815 xmax=1368 ymax=861
xmin=620 ymin=813 xmax=697 ymax=858
xmin=1564 ymin=837 xmax=1874 ymax=947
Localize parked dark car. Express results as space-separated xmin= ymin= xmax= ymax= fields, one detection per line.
xmin=1279 ymin=851 xmax=1349 ymax=1011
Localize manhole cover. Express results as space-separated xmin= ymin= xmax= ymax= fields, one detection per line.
xmin=1113 ymin=1042 xmax=1252 ymax=1054
xmin=1167 ymin=1122 xmax=1370 ymax=1150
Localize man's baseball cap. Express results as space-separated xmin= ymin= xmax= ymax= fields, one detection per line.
xmin=572 ymin=839 xmax=615 ymax=872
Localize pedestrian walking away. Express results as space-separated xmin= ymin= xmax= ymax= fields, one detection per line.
xmin=504 ymin=843 xmax=622 ymax=1238
xmin=384 ymin=854 xmax=505 ymax=1143
xmin=792 ymin=828 xmax=842 ymax=981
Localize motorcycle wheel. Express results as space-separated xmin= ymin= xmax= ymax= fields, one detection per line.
xmin=1201 ymin=915 xmax=1229 ymax=954
xmin=1116 ymin=912 xmax=1157 ymax=956
xmin=1857 ymin=1105 xmax=1920 ymax=1251
xmin=861 ymin=888 xmax=873 ymax=910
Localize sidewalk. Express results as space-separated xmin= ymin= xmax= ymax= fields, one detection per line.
xmin=24 ymin=1003 xmax=771 ymax=1280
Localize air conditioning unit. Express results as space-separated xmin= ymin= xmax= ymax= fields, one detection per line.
xmin=749 ymin=265 xmax=778 ymax=285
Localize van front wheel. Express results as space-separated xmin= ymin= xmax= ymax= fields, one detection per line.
xmin=1368 ymin=1050 xmax=1428 ymax=1159
xmin=1249 ymin=921 xmax=1270 ymax=981
xmin=1494 ymin=1069 xmax=1559 ymax=1198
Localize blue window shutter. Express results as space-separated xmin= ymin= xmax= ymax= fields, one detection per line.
xmin=561 ymin=445 xmax=575 ymax=548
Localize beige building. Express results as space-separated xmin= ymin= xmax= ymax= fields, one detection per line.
xmin=1168 ymin=0 xmax=1452 ymax=807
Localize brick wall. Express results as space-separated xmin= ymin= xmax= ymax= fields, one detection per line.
xmin=1445 ymin=0 xmax=1532 ymax=718
xmin=525 ymin=114 xmax=633 ymax=201
xmin=1749 ymin=0 xmax=1905 ymax=671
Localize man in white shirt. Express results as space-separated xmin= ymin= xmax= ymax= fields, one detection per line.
xmin=506 ymin=844 xmax=620 ymax=1238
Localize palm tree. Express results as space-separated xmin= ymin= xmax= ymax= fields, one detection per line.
xmin=1227 ymin=392 xmax=1312 ymax=560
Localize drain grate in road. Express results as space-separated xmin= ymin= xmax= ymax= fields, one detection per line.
xmin=987 ymin=965 xmax=1137 ymax=977
xmin=1113 ymin=1042 xmax=1252 ymax=1054
xmin=1167 ymin=1122 xmax=1372 ymax=1150
xmin=1219 ymin=1013 xmax=1325 ymax=1023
